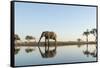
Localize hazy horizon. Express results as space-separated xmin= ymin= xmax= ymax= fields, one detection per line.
xmin=15 ymin=2 xmax=96 ymax=41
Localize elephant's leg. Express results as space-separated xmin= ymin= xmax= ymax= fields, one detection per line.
xmin=45 ymin=38 xmax=47 ymax=52
xmin=48 ymin=39 xmax=50 ymax=51
xmin=55 ymin=39 xmax=57 ymax=50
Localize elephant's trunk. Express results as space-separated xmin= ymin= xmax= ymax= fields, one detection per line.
xmin=38 ymin=32 xmax=44 ymax=45
xmin=38 ymin=36 xmax=42 ymax=45
xmin=37 ymin=35 xmax=42 ymax=51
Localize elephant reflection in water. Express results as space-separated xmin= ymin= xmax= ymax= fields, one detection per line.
xmin=39 ymin=47 xmax=56 ymax=58
xmin=38 ymin=31 xmax=57 ymax=58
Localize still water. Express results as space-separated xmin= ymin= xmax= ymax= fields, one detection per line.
xmin=15 ymin=44 xmax=97 ymax=66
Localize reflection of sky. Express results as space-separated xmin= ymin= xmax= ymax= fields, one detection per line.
xmin=15 ymin=2 xmax=96 ymax=41
xmin=15 ymin=45 xmax=96 ymax=66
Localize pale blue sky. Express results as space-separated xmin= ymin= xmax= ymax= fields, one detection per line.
xmin=15 ymin=2 xmax=96 ymax=41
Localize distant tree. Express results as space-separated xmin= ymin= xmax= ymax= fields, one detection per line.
xmin=77 ymin=38 xmax=82 ymax=48
xmin=25 ymin=35 xmax=36 ymax=42
xmin=14 ymin=34 xmax=21 ymax=45
xmin=14 ymin=34 xmax=20 ymax=40
xmin=90 ymin=28 xmax=97 ymax=41
xmin=83 ymin=29 xmax=90 ymax=43
xmin=77 ymin=38 xmax=81 ymax=42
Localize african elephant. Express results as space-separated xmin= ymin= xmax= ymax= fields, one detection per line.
xmin=38 ymin=31 xmax=57 ymax=51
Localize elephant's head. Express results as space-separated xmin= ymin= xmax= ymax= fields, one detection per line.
xmin=38 ymin=31 xmax=57 ymax=47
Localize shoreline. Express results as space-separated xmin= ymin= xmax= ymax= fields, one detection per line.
xmin=15 ymin=41 xmax=96 ymax=47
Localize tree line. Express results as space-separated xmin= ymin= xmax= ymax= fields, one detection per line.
xmin=14 ymin=34 xmax=36 ymax=42
xmin=15 ymin=28 xmax=97 ymax=43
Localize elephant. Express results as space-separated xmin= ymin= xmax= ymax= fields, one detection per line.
xmin=38 ymin=31 xmax=57 ymax=51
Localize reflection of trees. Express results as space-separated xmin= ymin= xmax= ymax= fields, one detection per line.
xmin=25 ymin=47 xmax=35 ymax=53
xmin=83 ymin=50 xmax=97 ymax=58
xmin=77 ymin=44 xmax=82 ymax=48
xmin=83 ymin=44 xmax=89 ymax=57
xmin=15 ymin=48 xmax=20 ymax=55
xmin=83 ymin=44 xmax=97 ymax=58
xmin=90 ymin=50 xmax=97 ymax=57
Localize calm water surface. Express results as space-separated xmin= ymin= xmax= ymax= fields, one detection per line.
xmin=15 ymin=44 xmax=97 ymax=66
